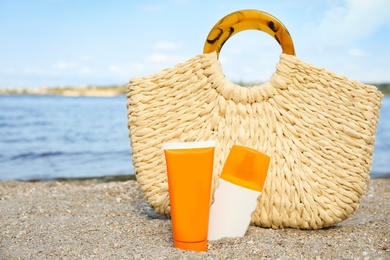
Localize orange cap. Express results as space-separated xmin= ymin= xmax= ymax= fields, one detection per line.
xmin=221 ymin=145 xmax=270 ymax=192
xmin=174 ymin=240 xmax=207 ymax=252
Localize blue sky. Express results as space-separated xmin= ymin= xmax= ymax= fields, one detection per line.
xmin=1 ymin=0 xmax=389 ymax=88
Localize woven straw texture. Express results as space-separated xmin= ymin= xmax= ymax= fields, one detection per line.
xmin=126 ymin=52 xmax=383 ymax=229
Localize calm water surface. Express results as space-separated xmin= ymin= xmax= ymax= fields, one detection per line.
xmin=0 ymin=95 xmax=389 ymax=181
xmin=0 ymin=95 xmax=132 ymax=180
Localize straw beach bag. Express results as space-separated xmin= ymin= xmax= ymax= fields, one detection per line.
xmin=126 ymin=10 xmax=383 ymax=229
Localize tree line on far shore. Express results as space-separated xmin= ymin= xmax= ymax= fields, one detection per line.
xmin=374 ymin=83 xmax=390 ymax=95
xmin=1 ymin=82 xmax=390 ymax=96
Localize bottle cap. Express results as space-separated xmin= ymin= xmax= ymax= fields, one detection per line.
xmin=174 ymin=240 xmax=207 ymax=252
xmin=221 ymin=145 xmax=270 ymax=192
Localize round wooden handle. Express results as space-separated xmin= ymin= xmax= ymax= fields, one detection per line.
xmin=203 ymin=9 xmax=295 ymax=56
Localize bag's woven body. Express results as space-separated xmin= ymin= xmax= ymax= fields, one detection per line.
xmin=126 ymin=52 xmax=383 ymax=229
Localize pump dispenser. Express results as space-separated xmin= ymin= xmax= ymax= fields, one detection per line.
xmin=208 ymin=145 xmax=270 ymax=240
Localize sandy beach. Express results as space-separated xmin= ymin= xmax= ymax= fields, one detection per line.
xmin=1 ymin=178 xmax=389 ymax=259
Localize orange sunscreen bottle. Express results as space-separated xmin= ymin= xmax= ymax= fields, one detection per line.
xmin=208 ymin=145 xmax=270 ymax=240
xmin=163 ymin=140 xmax=215 ymax=252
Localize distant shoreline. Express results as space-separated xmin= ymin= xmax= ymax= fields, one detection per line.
xmin=1 ymin=83 xmax=389 ymax=96
xmin=0 ymin=85 xmax=127 ymax=97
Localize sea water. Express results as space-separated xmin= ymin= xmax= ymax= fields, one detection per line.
xmin=0 ymin=95 xmax=389 ymax=181
xmin=0 ymin=95 xmax=132 ymax=181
